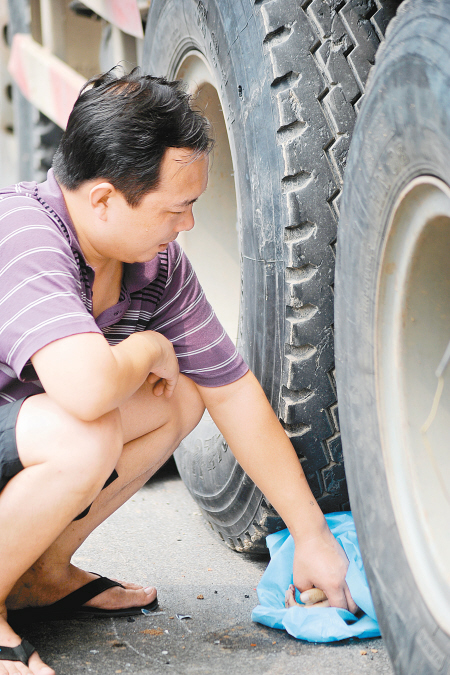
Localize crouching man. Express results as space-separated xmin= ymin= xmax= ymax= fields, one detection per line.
xmin=0 ymin=69 xmax=356 ymax=674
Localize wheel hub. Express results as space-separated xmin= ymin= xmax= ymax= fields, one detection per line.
xmin=377 ymin=176 xmax=450 ymax=633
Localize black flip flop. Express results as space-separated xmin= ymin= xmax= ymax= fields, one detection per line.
xmin=0 ymin=638 xmax=35 ymax=665
xmin=8 ymin=576 xmax=158 ymax=622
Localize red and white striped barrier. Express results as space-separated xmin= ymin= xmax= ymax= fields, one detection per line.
xmin=8 ymin=33 xmax=86 ymax=129
xmin=8 ymin=2 xmax=145 ymax=128
xmin=82 ymin=0 xmax=144 ymax=38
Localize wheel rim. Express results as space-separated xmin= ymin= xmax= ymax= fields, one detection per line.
xmin=174 ymin=51 xmax=240 ymax=343
xmin=377 ymin=176 xmax=450 ymax=633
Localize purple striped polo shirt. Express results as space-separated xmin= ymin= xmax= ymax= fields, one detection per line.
xmin=0 ymin=170 xmax=248 ymax=406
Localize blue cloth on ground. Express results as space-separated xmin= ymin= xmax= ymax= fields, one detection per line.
xmin=251 ymin=512 xmax=381 ymax=642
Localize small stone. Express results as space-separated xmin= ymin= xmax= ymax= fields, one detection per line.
xmin=272 ymin=641 xmax=276 ymax=645
xmin=214 ymin=640 xmax=220 ymax=645
xmin=371 ymin=649 xmax=378 ymax=653
xmin=244 ymin=594 xmax=249 ymax=598
xmin=360 ymin=650 xmax=367 ymax=656
xmin=89 ymin=650 xmax=99 ymax=654
xmin=127 ymin=616 xmax=135 ymax=623
xmin=197 ymin=594 xmax=204 ymax=600
xmin=251 ymin=643 xmax=257 ymax=647
xmin=162 ymin=650 xmax=168 ymax=655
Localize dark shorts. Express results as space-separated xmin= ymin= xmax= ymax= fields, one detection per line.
xmin=0 ymin=396 xmax=118 ymax=520
xmin=0 ymin=397 xmax=26 ymax=493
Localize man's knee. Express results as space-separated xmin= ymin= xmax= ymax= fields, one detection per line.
xmin=16 ymin=394 xmax=123 ymax=493
xmin=70 ymin=408 xmax=123 ymax=490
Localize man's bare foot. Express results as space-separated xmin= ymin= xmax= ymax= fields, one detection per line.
xmin=0 ymin=612 xmax=54 ymax=675
xmin=284 ymin=584 xmax=330 ymax=609
xmin=7 ymin=564 xmax=156 ymax=613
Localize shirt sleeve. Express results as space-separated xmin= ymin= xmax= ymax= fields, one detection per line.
xmin=0 ymin=196 xmax=101 ymax=380
xmin=149 ymin=242 xmax=248 ymax=387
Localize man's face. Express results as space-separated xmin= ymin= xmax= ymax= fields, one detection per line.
xmin=101 ymin=147 xmax=209 ymax=264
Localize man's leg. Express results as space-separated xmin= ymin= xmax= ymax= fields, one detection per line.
xmin=7 ymin=374 xmax=205 ymax=614
xmin=0 ymin=399 xmax=123 ymax=675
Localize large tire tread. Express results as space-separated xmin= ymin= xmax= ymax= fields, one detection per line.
xmin=204 ymin=0 xmax=400 ymax=550
xmin=259 ymin=0 xmax=397 ymax=512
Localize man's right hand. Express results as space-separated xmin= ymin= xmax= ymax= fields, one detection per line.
xmin=292 ymin=523 xmax=358 ymax=614
xmin=144 ymin=331 xmax=179 ymax=398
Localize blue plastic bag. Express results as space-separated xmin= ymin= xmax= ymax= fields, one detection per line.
xmin=251 ymin=512 xmax=381 ymax=642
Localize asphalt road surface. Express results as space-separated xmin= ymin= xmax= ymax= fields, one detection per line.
xmin=16 ymin=465 xmax=395 ymax=675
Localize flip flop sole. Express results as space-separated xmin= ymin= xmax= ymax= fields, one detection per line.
xmin=9 ymin=597 xmax=159 ymax=622
xmin=72 ymin=597 xmax=159 ymax=618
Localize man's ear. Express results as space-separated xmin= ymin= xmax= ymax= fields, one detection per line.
xmin=89 ymin=182 xmax=117 ymax=221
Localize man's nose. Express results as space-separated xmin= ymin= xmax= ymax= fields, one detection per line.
xmin=179 ymin=208 xmax=195 ymax=232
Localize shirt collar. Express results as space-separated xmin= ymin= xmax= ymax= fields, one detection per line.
xmin=37 ymin=169 xmax=161 ymax=292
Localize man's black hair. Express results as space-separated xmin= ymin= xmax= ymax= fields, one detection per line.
xmin=52 ymin=67 xmax=213 ymax=207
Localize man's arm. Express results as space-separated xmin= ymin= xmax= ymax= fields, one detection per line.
xmin=31 ymin=330 xmax=179 ymax=421
xmin=197 ymin=370 xmax=358 ymax=612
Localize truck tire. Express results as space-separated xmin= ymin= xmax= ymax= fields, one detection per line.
xmin=335 ymin=0 xmax=450 ymax=671
xmin=143 ymin=0 xmax=397 ymax=552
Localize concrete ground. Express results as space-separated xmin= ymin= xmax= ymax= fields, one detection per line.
xmin=12 ymin=464 xmax=395 ymax=675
